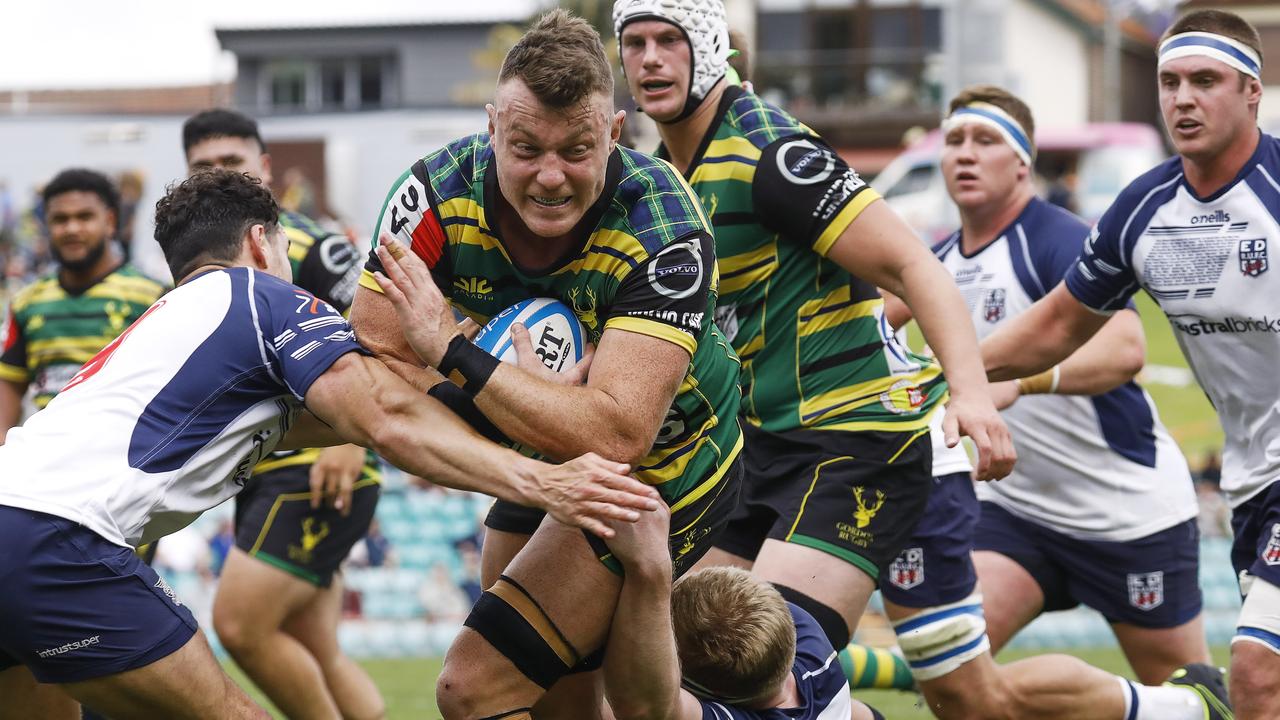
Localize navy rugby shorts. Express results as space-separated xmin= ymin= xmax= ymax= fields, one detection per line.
xmin=879 ymin=472 xmax=980 ymax=608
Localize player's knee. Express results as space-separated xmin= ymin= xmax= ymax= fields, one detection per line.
xmin=893 ymin=593 xmax=990 ymax=684
xmin=1231 ymin=642 xmax=1280 ymax=703
xmin=212 ymin=604 xmax=258 ymax=655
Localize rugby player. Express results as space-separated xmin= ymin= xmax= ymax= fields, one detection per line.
xmin=0 ymin=168 xmax=168 ymax=719
xmin=0 ymin=169 xmax=658 ymax=720
xmin=0 ymin=169 xmax=166 ymax=441
xmin=612 ymin=0 xmax=1013 ymax=663
xmin=180 ymin=108 xmax=384 ymax=720
xmin=982 ymin=9 xmax=1280 ymax=719
xmin=599 ymin=503 xmax=883 ymax=720
xmin=873 ymin=85 xmax=1227 ymax=720
xmin=353 ymin=10 xmax=744 ymax=718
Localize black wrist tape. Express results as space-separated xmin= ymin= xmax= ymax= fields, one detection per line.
xmin=427 ymin=381 xmax=509 ymax=444
xmin=437 ymin=334 xmax=500 ymax=396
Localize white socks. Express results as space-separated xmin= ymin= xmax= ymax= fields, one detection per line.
xmin=1117 ymin=677 xmax=1205 ymax=720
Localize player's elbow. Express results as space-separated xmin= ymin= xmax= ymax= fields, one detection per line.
xmin=1113 ymin=340 xmax=1146 ymax=381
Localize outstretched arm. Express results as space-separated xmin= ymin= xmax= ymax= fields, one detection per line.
xmin=826 ymin=200 xmax=1014 ymax=480
xmin=302 ymin=352 xmax=660 ymax=538
xmin=982 ymin=281 xmax=1111 ymax=382
xmin=602 ymin=506 xmax=704 ymax=720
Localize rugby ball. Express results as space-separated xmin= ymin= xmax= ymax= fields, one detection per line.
xmin=473 ymin=298 xmax=586 ymax=373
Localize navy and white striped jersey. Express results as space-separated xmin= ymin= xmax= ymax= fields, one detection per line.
xmin=697 ymin=604 xmax=851 ymax=720
xmin=1066 ymin=132 xmax=1280 ymax=508
xmin=938 ymin=197 xmax=1195 ymax=541
xmin=0 ymin=267 xmax=366 ymax=547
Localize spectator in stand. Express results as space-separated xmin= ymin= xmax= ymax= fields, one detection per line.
xmin=209 ymin=518 xmax=235 ymax=577
xmin=454 ymin=538 xmax=484 ymax=605
xmin=417 ymin=563 xmax=471 ymax=624
xmin=347 ymin=518 xmax=396 ymax=568
xmin=1198 ymin=450 xmax=1223 ymax=486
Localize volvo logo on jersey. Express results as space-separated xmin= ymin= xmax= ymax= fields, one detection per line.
xmin=1240 ymin=238 xmax=1268 ymax=276
xmin=1127 ymin=571 xmax=1164 ymax=611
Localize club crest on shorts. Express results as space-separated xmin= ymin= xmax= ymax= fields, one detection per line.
xmin=1263 ymin=523 xmax=1280 ymax=566
xmin=984 ymin=289 xmax=1007 ymax=323
xmin=1240 ymin=238 xmax=1268 ymax=277
xmin=888 ymin=547 xmax=925 ymax=590
xmin=1127 ymin=571 xmax=1164 ymax=611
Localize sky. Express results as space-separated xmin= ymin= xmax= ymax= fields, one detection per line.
xmin=0 ymin=0 xmax=543 ymax=91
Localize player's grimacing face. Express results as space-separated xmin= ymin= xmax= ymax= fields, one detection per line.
xmin=45 ymin=191 xmax=115 ymax=272
xmin=1159 ymin=56 xmax=1260 ymax=163
xmin=941 ymin=123 xmax=1025 ymax=211
xmin=487 ymin=80 xmax=625 ymax=239
xmin=620 ymin=20 xmax=692 ymax=123
xmin=186 ymin=135 xmax=272 ymax=185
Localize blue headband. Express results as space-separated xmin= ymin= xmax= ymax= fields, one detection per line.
xmin=942 ymin=102 xmax=1034 ymax=166
xmin=1159 ymin=32 xmax=1261 ymax=79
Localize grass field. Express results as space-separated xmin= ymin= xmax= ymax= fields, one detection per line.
xmin=225 ymin=645 xmax=1235 ymax=719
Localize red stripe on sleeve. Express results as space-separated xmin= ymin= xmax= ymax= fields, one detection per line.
xmin=410 ymin=209 xmax=446 ymax=268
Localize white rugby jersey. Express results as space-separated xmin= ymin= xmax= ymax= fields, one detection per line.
xmin=939 ymin=197 xmax=1196 ymax=541
xmin=1067 ymin=132 xmax=1280 ymax=508
xmin=0 ymin=267 xmax=366 ymax=547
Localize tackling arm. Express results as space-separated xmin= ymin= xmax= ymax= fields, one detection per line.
xmin=303 ymin=352 xmax=659 ymax=538
xmin=982 ymin=282 xmax=1111 ymax=382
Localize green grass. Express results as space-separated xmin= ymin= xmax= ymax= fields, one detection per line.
xmin=225 ymin=646 xmax=1233 ymax=719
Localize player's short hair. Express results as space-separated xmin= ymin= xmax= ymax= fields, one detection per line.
xmin=499 ymin=8 xmax=613 ymax=109
xmin=182 ymin=108 xmax=267 ymax=155
xmin=948 ymin=85 xmax=1036 ymax=145
xmin=1162 ymin=9 xmax=1263 ymax=69
xmin=154 ymin=169 xmax=279 ymax=280
xmin=671 ymin=567 xmax=796 ymax=708
xmin=42 ymin=168 xmax=120 ymax=217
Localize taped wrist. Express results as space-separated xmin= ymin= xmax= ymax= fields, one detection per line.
xmin=1014 ymin=365 xmax=1060 ymax=395
xmin=438 ymin=334 xmax=500 ymax=396
xmin=427 ymin=381 xmax=509 ymax=444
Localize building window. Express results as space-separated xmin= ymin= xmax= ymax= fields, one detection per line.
xmin=320 ymin=60 xmax=346 ymax=109
xmin=359 ymin=57 xmax=384 ymax=108
xmin=268 ymin=61 xmax=307 ymax=110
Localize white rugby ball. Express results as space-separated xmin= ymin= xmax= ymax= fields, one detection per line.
xmin=473 ymin=298 xmax=586 ymax=373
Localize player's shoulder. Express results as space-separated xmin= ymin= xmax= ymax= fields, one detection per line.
xmin=419 ymin=132 xmax=492 ymax=203
xmin=722 ymin=87 xmax=813 ymax=150
xmin=105 ymin=264 xmax=168 ymax=295
xmin=1105 ymin=155 xmax=1186 ymax=223
xmin=8 ymin=274 xmax=62 ymax=312
xmin=931 ymin=231 xmax=961 ymax=259
xmin=1252 ymin=131 xmax=1280 ymax=177
xmin=614 ymin=146 xmax=711 ymax=252
xmin=1022 ymin=196 xmax=1090 ymax=241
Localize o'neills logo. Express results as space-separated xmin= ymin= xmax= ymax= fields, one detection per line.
xmin=38 ymin=635 xmax=101 ymax=658
xmin=1190 ymin=210 xmax=1231 ymax=224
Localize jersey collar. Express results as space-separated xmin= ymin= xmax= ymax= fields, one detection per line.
xmin=657 ymin=84 xmax=746 ymax=180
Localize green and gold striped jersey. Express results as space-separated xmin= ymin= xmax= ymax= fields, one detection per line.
xmin=255 ymin=210 xmax=379 ymax=481
xmin=363 ymin=134 xmax=743 ymax=511
xmin=659 ymin=86 xmax=945 ymax=434
xmin=0 ymin=264 xmax=167 ymax=408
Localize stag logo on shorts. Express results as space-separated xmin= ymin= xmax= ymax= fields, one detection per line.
xmin=1127 ymin=571 xmax=1164 ymax=611
xmin=1263 ymin=523 xmax=1280 ymax=566
xmin=889 ymin=547 xmax=925 ymax=590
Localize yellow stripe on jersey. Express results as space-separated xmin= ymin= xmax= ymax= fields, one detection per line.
xmin=692 ymin=159 xmax=756 ymax=185
xmin=798 ymin=365 xmax=946 ymax=431
xmin=17 ymin=280 xmax=69 ymax=308
xmin=84 ymin=286 xmax=165 ymax=307
xmin=359 ymin=269 xmax=385 ymax=294
xmin=604 ymin=316 xmax=697 ymax=357
xmin=705 ymin=135 xmax=761 ymax=163
xmin=669 ymin=430 xmax=743 ymax=518
xmin=813 ymin=188 xmax=881 ymax=257
xmin=98 ymin=275 xmax=166 ymax=297
xmin=796 ymin=288 xmax=880 ymax=338
xmin=718 ymin=241 xmax=778 ymax=296
xmin=0 ymin=362 xmax=27 ymax=383
xmin=252 ymin=448 xmax=323 ymax=475
xmin=568 ymin=229 xmax=649 ymax=278
xmin=284 ymin=227 xmax=316 ymax=262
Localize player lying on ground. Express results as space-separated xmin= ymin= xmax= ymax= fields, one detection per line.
xmin=599 ymin=501 xmax=885 ymax=720
xmin=0 ymin=169 xmax=658 ymax=720
xmin=980 ymin=9 xmax=1280 ymax=720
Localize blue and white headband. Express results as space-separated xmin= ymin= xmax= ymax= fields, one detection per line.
xmin=941 ymin=102 xmax=1034 ymax=166
xmin=1159 ymin=31 xmax=1261 ymax=80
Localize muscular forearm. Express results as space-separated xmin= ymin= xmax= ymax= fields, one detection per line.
xmin=897 ymin=260 xmax=990 ymax=398
xmin=605 ymin=561 xmax=684 ymax=720
xmin=475 ymin=364 xmax=656 ymax=466
xmin=983 ymin=283 xmax=1108 ymax=382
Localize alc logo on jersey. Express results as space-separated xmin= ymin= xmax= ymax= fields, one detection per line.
xmin=984 ymin=289 xmax=1007 ymax=323
xmin=1127 ymin=571 xmax=1164 ymax=611
xmin=1240 ymin=239 xmax=1268 ymax=277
